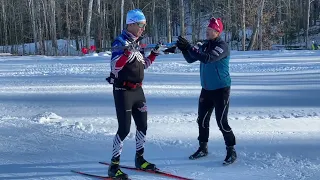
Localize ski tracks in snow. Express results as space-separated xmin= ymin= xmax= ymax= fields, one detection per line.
xmin=1 ymin=109 xmax=319 ymax=179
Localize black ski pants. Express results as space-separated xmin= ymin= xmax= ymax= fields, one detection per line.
xmin=197 ymin=87 xmax=236 ymax=147
xmin=111 ymin=86 xmax=148 ymax=159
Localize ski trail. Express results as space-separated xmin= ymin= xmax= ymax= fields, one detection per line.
xmin=153 ymin=139 xmax=179 ymax=177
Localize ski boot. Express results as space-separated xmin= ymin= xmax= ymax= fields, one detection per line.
xmin=189 ymin=142 xmax=208 ymax=160
xmin=135 ymin=153 xmax=157 ymax=170
xmin=108 ymin=157 xmax=129 ymax=180
xmin=223 ymin=146 xmax=237 ymax=165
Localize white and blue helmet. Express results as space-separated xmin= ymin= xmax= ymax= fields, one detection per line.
xmin=126 ymin=9 xmax=146 ymax=24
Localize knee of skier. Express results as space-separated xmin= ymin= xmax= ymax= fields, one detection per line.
xmin=118 ymin=125 xmax=131 ymax=140
xmin=197 ymin=117 xmax=210 ymax=128
xmin=218 ymin=122 xmax=232 ymax=133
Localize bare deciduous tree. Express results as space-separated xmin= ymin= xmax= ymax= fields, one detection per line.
xmin=306 ymin=0 xmax=314 ymax=49
xmin=166 ymin=0 xmax=172 ymax=43
xmin=49 ymin=0 xmax=58 ymax=55
xmin=1 ymin=0 xmax=8 ymax=52
xmin=242 ymin=0 xmax=246 ymax=51
xmin=180 ymin=0 xmax=185 ymax=37
xmin=247 ymin=0 xmax=265 ymax=51
xmin=121 ymin=0 xmax=124 ymax=32
xmin=28 ymin=0 xmax=38 ymax=54
xmin=85 ymin=0 xmax=94 ymax=49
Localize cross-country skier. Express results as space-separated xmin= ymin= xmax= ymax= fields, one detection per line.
xmin=106 ymin=9 xmax=160 ymax=179
xmin=176 ymin=17 xmax=237 ymax=165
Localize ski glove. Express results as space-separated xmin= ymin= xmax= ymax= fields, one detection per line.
xmin=151 ymin=42 xmax=162 ymax=56
xmin=176 ymin=36 xmax=191 ymax=51
xmin=106 ymin=72 xmax=116 ymax=84
xmin=123 ymin=42 xmax=140 ymax=56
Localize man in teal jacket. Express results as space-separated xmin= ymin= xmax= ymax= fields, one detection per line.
xmin=176 ymin=17 xmax=237 ymax=165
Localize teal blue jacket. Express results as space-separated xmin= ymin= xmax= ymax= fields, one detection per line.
xmin=182 ymin=37 xmax=231 ymax=90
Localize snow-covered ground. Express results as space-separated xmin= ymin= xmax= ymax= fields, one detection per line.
xmin=0 ymin=50 xmax=320 ymax=180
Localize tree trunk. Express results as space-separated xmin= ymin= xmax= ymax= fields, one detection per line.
xmin=19 ymin=8 xmax=26 ymax=55
xmin=191 ymin=0 xmax=196 ymax=43
xmin=29 ymin=0 xmax=38 ymax=54
xmin=306 ymin=0 xmax=311 ymax=49
xmin=226 ymin=0 xmax=231 ymax=43
xmin=247 ymin=0 xmax=265 ymax=51
xmin=36 ymin=0 xmax=44 ymax=54
xmin=179 ymin=0 xmax=185 ymax=37
xmin=242 ymin=0 xmax=246 ymax=51
xmin=102 ymin=1 xmax=106 ymax=50
xmin=12 ymin=2 xmax=18 ymax=54
xmin=121 ymin=0 xmax=124 ymax=32
xmin=1 ymin=0 xmax=8 ymax=51
xmin=94 ymin=0 xmax=102 ymax=52
xmin=41 ymin=0 xmax=48 ymax=54
xmin=286 ymin=0 xmax=291 ymax=44
xmin=152 ymin=0 xmax=158 ymax=43
xmin=113 ymin=2 xmax=118 ymax=40
xmin=278 ymin=0 xmax=282 ymax=23
xmin=86 ymin=0 xmax=94 ymax=49
xmin=299 ymin=0 xmax=303 ymax=43
xmin=314 ymin=0 xmax=319 ymax=26
xmin=103 ymin=0 xmax=110 ymax=49
xmin=259 ymin=0 xmax=265 ymax=50
xmin=166 ymin=0 xmax=172 ymax=43
xmin=55 ymin=1 xmax=62 ymax=39
xmin=78 ymin=0 xmax=84 ymax=49
xmin=66 ymin=0 xmax=71 ymax=55
xmin=196 ymin=0 xmax=201 ymax=41
xmin=49 ymin=0 xmax=58 ymax=55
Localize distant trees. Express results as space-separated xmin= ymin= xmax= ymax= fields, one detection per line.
xmin=0 ymin=0 xmax=319 ymax=55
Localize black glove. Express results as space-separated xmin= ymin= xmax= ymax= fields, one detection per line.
xmin=106 ymin=72 xmax=116 ymax=84
xmin=163 ymin=46 xmax=177 ymax=54
xmin=151 ymin=42 xmax=162 ymax=56
xmin=176 ymin=36 xmax=191 ymax=51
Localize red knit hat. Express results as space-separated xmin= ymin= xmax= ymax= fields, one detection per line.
xmin=208 ymin=17 xmax=223 ymax=33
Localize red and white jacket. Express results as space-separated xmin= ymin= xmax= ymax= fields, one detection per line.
xmin=110 ymin=30 xmax=157 ymax=84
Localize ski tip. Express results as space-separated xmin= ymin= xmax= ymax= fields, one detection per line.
xmin=99 ymin=161 xmax=108 ymax=165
